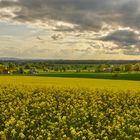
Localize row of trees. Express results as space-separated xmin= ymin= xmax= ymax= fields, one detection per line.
xmin=95 ymin=63 xmax=140 ymax=72
xmin=1 ymin=62 xmax=140 ymax=74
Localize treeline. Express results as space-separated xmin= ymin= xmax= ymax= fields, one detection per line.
xmin=0 ymin=62 xmax=140 ymax=74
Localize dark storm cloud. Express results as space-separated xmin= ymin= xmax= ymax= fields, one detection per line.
xmin=0 ymin=0 xmax=140 ymax=31
xmin=51 ymin=34 xmax=63 ymax=40
xmin=0 ymin=0 xmax=18 ymax=7
xmin=100 ymin=30 xmax=140 ymax=46
xmin=99 ymin=29 xmax=140 ymax=55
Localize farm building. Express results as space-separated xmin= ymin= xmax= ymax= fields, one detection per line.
xmin=102 ymin=68 xmax=113 ymax=72
xmin=28 ymin=70 xmax=38 ymax=74
xmin=2 ymin=70 xmax=10 ymax=74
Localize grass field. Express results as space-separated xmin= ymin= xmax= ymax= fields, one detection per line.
xmin=1 ymin=75 xmax=140 ymax=91
xmin=36 ymin=72 xmax=140 ymax=81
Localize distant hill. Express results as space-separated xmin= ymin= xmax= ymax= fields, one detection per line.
xmin=0 ymin=57 xmax=20 ymax=61
xmin=0 ymin=58 xmax=140 ymax=64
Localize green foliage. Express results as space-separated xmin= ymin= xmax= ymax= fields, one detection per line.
xmin=0 ymin=85 xmax=140 ymax=139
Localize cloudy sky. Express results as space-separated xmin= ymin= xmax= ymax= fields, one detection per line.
xmin=0 ymin=0 xmax=140 ymax=59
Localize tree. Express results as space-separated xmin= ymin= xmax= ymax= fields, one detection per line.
xmin=8 ymin=63 xmax=16 ymax=70
xmin=95 ymin=65 xmax=102 ymax=72
xmin=124 ymin=64 xmax=132 ymax=72
xmin=133 ymin=64 xmax=140 ymax=72
xmin=113 ymin=65 xmax=121 ymax=72
xmin=19 ymin=67 xmax=24 ymax=74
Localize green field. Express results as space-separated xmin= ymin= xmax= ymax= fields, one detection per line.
xmin=1 ymin=75 xmax=140 ymax=91
xmin=36 ymin=72 xmax=140 ymax=81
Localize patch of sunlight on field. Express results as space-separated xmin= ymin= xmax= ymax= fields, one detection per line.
xmin=1 ymin=76 xmax=140 ymax=91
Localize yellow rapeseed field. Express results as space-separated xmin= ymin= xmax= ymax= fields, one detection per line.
xmin=1 ymin=76 xmax=140 ymax=90
xmin=0 ymin=76 xmax=140 ymax=139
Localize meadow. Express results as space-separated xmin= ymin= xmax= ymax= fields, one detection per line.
xmin=36 ymin=72 xmax=140 ymax=81
xmin=0 ymin=76 xmax=140 ymax=139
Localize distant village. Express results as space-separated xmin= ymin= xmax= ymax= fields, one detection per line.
xmin=0 ymin=69 xmax=38 ymax=75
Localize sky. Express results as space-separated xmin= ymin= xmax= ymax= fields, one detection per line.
xmin=0 ymin=0 xmax=140 ymax=59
